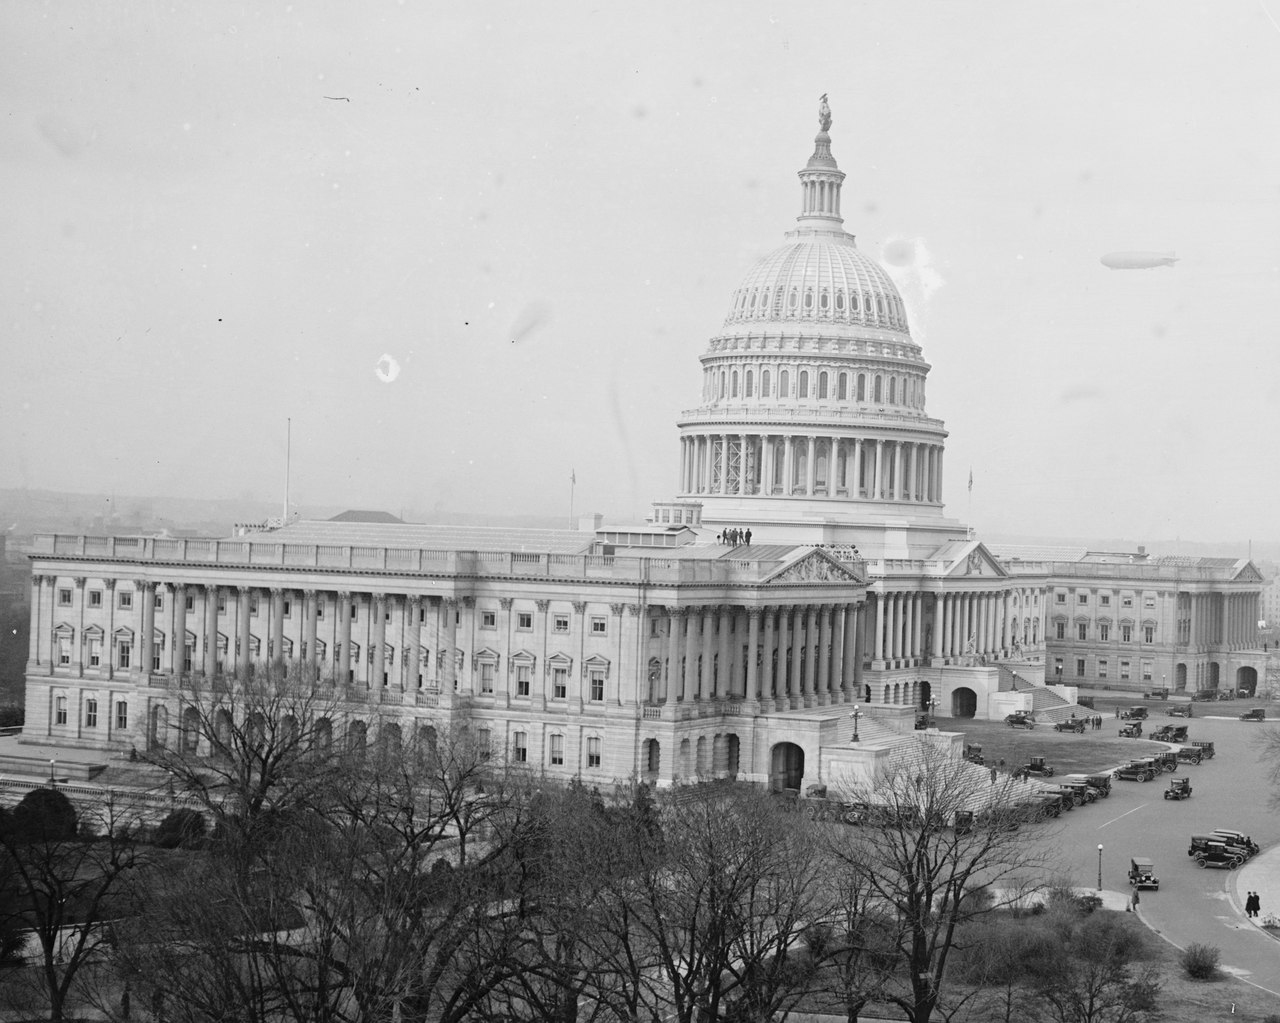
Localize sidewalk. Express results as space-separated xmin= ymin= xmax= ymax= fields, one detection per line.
xmin=1236 ymin=843 xmax=1280 ymax=940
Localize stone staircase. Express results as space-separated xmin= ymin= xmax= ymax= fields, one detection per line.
xmin=998 ymin=664 xmax=1085 ymax=723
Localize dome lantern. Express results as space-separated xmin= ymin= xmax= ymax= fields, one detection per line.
xmin=797 ymin=94 xmax=846 ymax=228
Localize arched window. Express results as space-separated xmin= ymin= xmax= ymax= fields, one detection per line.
xmin=804 ymin=290 xmax=814 ymax=310
xmin=798 ymin=371 xmax=809 ymax=399
xmin=874 ymin=375 xmax=883 ymax=403
xmin=818 ymin=371 xmax=828 ymax=399
xmin=762 ymin=289 xmax=771 ymax=311
xmin=719 ymin=371 xmax=726 ymax=399
xmin=779 ymin=370 xmax=790 ymax=398
xmin=788 ymin=290 xmax=798 ymax=311
xmin=876 ymin=296 xmax=885 ymax=317
xmin=857 ymin=373 xmax=865 ymax=401
xmin=819 ymin=291 xmax=829 ymax=311
xmin=852 ymin=291 xmax=861 ymax=313
xmin=745 ymin=369 xmax=753 ymax=397
xmin=731 ymin=370 xmax=739 ymax=398
xmin=749 ymin=291 xmax=757 ymax=309
xmin=838 ymin=372 xmax=848 ymax=400
xmin=888 ymin=377 xmax=897 ymax=404
xmin=836 ymin=290 xmax=845 ymax=312
xmin=761 ymin=369 xmax=771 ymax=397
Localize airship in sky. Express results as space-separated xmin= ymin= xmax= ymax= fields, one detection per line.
xmin=1100 ymin=251 xmax=1179 ymax=270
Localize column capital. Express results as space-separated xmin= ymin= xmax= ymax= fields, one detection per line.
xmin=626 ymin=603 xmax=644 ymax=617
xmin=407 ymin=594 xmax=421 ymax=609
xmin=535 ymin=599 xmax=551 ymax=612
xmin=461 ymin=595 xmax=475 ymax=609
xmin=104 ymin=578 xmax=117 ymax=591
xmin=610 ymin=603 xmax=626 ymax=616
xmin=304 ymin=588 xmax=318 ymax=600
xmin=499 ymin=597 xmax=514 ymax=610
xmin=270 ymin=587 xmax=283 ymax=598
xmin=442 ymin=597 xmax=458 ymax=611
xmin=171 ymin=581 xmax=185 ymax=594
xmin=133 ymin=578 xmax=148 ymax=590
xmin=338 ymin=590 xmax=352 ymax=601
xmin=668 ymin=606 xmax=688 ymax=619
xmin=746 ymin=607 xmax=764 ymax=621
xmin=572 ymin=601 xmax=588 ymax=615
xmin=73 ymin=577 xmax=86 ymax=588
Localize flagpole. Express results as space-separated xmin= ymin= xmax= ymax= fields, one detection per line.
xmin=967 ymin=467 xmax=973 ymax=538
xmin=569 ymin=470 xmax=576 ymax=529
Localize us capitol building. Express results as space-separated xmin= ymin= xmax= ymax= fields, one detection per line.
xmin=20 ymin=103 xmax=1266 ymax=793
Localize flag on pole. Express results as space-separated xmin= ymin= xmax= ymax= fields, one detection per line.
xmin=571 ymin=469 xmax=576 ymax=485
xmin=968 ymin=468 xmax=973 ymax=493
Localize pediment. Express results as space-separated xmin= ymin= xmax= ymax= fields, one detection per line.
xmin=1234 ymin=561 xmax=1264 ymax=583
xmin=766 ymin=550 xmax=862 ymax=585
xmin=944 ymin=542 xmax=1007 ymax=579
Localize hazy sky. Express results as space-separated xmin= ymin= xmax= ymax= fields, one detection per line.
xmin=4 ymin=2 xmax=1279 ymax=544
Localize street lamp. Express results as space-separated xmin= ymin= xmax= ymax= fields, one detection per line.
xmin=48 ymin=758 xmax=56 ymax=786
xmin=1097 ymin=844 xmax=1104 ymax=891
xmin=850 ymin=706 xmax=861 ymax=743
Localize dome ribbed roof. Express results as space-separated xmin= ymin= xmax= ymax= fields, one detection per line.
xmin=724 ymin=233 xmax=911 ymax=336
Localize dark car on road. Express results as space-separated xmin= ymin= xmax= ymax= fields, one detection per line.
xmin=1240 ymin=708 xmax=1266 ymax=722
xmin=1191 ymin=840 xmax=1242 ymax=869
xmin=1189 ymin=833 xmax=1249 ymax=865
xmin=1120 ymin=706 xmax=1149 ymax=720
xmin=1065 ymin=772 xmax=1112 ymax=798
xmin=1115 ymin=761 xmax=1158 ymax=782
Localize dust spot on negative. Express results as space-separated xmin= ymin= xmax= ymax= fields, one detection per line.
xmin=375 ymin=354 xmax=400 ymax=382
xmin=882 ymin=239 xmax=916 ymax=267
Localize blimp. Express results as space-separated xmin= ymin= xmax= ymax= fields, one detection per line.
xmin=1100 ymin=251 xmax=1179 ymax=270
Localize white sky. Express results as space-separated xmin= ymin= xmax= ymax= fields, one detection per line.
xmin=3 ymin=2 xmax=1279 ymax=543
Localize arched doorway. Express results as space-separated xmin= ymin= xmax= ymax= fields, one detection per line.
xmin=951 ymin=687 xmax=978 ymax=718
xmin=180 ymin=706 xmax=201 ymax=755
xmin=919 ymin=680 xmax=933 ymax=710
xmin=148 ymin=705 xmax=168 ymax=751
xmin=1175 ymin=663 xmax=1187 ymax=692
xmin=1237 ymin=666 xmax=1258 ymax=697
xmin=1208 ymin=662 xmax=1221 ymax=689
xmin=770 ymin=742 xmax=804 ymax=792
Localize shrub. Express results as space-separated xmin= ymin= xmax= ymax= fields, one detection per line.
xmin=1180 ymin=942 xmax=1221 ymax=979
xmin=0 ymin=706 xmax=23 ymax=729
xmin=153 ymin=809 xmax=206 ymax=849
xmin=9 ymin=787 xmax=77 ymax=842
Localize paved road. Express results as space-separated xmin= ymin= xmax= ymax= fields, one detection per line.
xmin=1008 ymin=711 xmax=1280 ymax=993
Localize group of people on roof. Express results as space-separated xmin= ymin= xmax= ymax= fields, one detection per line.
xmin=716 ymin=527 xmax=752 ymax=547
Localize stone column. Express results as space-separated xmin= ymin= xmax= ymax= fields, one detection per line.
xmin=204 ymin=584 xmax=219 ymax=676
xmin=719 ymin=435 xmax=729 ymax=495
xmin=406 ymin=597 xmax=422 ymax=689
xmin=853 ymin=438 xmax=864 ymax=498
xmin=270 ymin=588 xmax=286 ymax=675
xmin=338 ymin=591 xmax=353 ymax=685
xmin=799 ymin=605 xmax=816 ymax=704
xmin=932 ymin=593 xmax=944 ymax=661
xmin=912 ymin=593 xmax=923 ymax=663
xmin=761 ymin=606 xmax=776 ymax=700
xmin=440 ymin=598 xmax=457 ymax=690
xmin=104 ymin=579 xmax=115 ymax=680
xmin=716 ymin=606 xmax=732 ymax=698
xmin=805 ymin=436 xmax=817 ymax=496
xmin=699 ymin=606 xmax=717 ymax=699
xmin=746 ymin=608 xmax=761 ymax=701
xmin=303 ymin=590 xmax=319 ymax=682
xmin=664 ymin=607 xmax=682 ymax=702
xmin=761 ymin=436 xmax=773 ymax=495
xmin=775 ymin=605 xmax=792 ymax=700
xmin=739 ymin=434 xmax=750 ymax=496
xmin=682 ymin=607 xmax=700 ymax=700
xmin=817 ymin=605 xmax=832 ymax=704
xmin=371 ymin=594 xmax=387 ymax=687
xmin=623 ymin=604 xmax=643 ymax=705
xmin=852 ymin=602 xmax=865 ymax=698
xmin=874 ymin=592 xmax=886 ymax=662
xmin=903 ymin=592 xmax=914 ymax=662
xmin=139 ymin=580 xmax=155 ymax=677
xmin=236 ymin=587 xmax=252 ymax=681
xmin=170 ymin=583 xmax=186 ymax=676
xmin=789 ymin=606 xmax=805 ymax=705
xmin=783 ymin=437 xmax=794 ymax=494
xmin=832 ymin=604 xmax=847 ymax=699
xmin=29 ymin=576 xmax=44 ymax=667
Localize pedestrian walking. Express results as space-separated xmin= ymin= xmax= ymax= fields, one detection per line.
xmin=1128 ymin=888 xmax=1140 ymax=913
xmin=745 ymin=528 xmax=752 ymax=546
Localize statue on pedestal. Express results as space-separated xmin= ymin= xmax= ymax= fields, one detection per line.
xmin=818 ymin=93 xmax=832 ymax=132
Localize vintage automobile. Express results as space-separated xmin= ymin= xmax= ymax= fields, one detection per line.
xmin=1058 ymin=779 xmax=1098 ymax=805
xmin=1144 ymin=687 xmax=1171 ymax=700
xmin=1005 ymin=711 xmax=1037 ymax=729
xmin=963 ymin=743 xmax=985 ymax=765
xmin=1217 ymin=690 xmax=1238 ymax=701
xmin=1211 ymin=829 xmax=1260 ymax=858
xmin=1129 ymin=857 xmax=1160 ymax=890
xmin=1189 ymin=833 xmax=1250 ymax=864
xmin=1079 ymin=772 xmax=1113 ymax=798
xmin=1150 ymin=724 xmax=1189 ymax=743
xmin=1164 ymin=777 xmax=1193 ymax=800
xmin=1115 ymin=760 xmax=1158 ymax=782
xmin=1151 ymin=751 xmax=1179 ymax=773
xmin=1054 ymin=718 xmax=1087 ymax=733
xmin=1191 ymin=689 xmax=1219 ymax=702
xmin=1019 ymin=755 xmax=1055 ymax=778
xmin=1193 ymin=840 xmax=1243 ymax=870
xmin=1167 ymin=704 xmax=1193 ymax=718
xmin=1175 ymin=747 xmax=1204 ymax=765
xmin=1191 ymin=740 xmax=1215 ymax=759
xmin=1240 ymin=708 xmax=1266 ymax=722
xmin=1120 ymin=706 xmax=1149 ymax=721
xmin=1118 ymin=722 xmax=1144 ymax=738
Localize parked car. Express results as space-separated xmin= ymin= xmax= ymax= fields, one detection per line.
xmin=1175 ymin=747 xmax=1203 ymax=765
xmin=1005 ymin=711 xmax=1036 ymax=729
xmin=1191 ymin=740 xmax=1216 ymax=759
xmin=1210 ymin=829 xmax=1259 ymax=858
xmin=1189 ymin=833 xmax=1250 ymax=864
xmin=1018 ymin=755 xmax=1055 ymax=778
xmin=1152 ymin=751 xmax=1179 ymax=773
xmin=1059 ymin=779 xmax=1098 ymax=805
xmin=1167 ymin=704 xmax=1193 ymax=718
xmin=1119 ymin=722 xmax=1143 ymax=738
xmin=1240 ymin=708 xmax=1266 ymax=722
xmin=1115 ymin=761 xmax=1157 ymax=782
xmin=1217 ymin=690 xmax=1238 ymax=701
xmin=963 ymin=743 xmax=984 ymax=765
xmin=1164 ymin=777 xmax=1192 ymax=800
xmin=1054 ymin=718 xmax=1086 ymax=733
xmin=1193 ymin=841 xmax=1242 ymax=870
xmin=1144 ymin=688 xmax=1171 ymax=700
xmin=1150 ymin=724 xmax=1189 ymax=743
xmin=1191 ymin=690 xmax=1218 ymax=702
xmin=1065 ymin=772 xmax=1113 ymax=798
xmin=1129 ymin=857 xmax=1160 ymax=890
xmin=1120 ymin=706 xmax=1149 ymax=720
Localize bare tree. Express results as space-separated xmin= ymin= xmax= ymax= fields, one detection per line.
xmin=826 ymin=742 xmax=1054 ymax=1023
xmin=0 ymin=790 xmax=148 ymax=1023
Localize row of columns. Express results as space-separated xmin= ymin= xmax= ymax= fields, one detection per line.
xmin=680 ymin=433 xmax=944 ymax=504
xmin=868 ymin=587 xmax=1045 ymax=667
xmin=653 ymin=602 xmax=865 ymax=709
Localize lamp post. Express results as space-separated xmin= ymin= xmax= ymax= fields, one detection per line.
xmin=1097 ymin=843 xmax=1104 ymax=891
xmin=929 ymin=698 xmax=938 ymax=723
xmin=850 ymin=705 xmax=861 ymax=743
xmin=48 ymin=758 xmax=56 ymax=786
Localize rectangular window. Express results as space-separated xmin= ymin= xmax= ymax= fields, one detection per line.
xmin=283 ymin=599 xmax=292 ymax=617
xmin=1076 ymin=658 xmax=1086 ymax=677
xmin=1077 ymin=623 xmax=1088 ymax=641
xmin=477 ymin=726 xmax=491 ymax=751
xmin=1100 ymin=594 xmax=1111 ymax=607
xmin=517 ymin=612 xmax=533 ymax=630
xmin=88 ymin=639 xmax=101 ymax=667
xmin=553 ymin=667 xmax=568 ymax=699
xmin=1055 ymin=621 xmax=1066 ymax=640
xmin=184 ymin=645 xmax=193 ymax=671
xmin=185 ymin=595 xmax=194 ymax=611
xmin=1098 ymin=659 xmax=1109 ymax=679
xmin=55 ymin=696 xmax=67 ymax=725
xmin=1120 ymin=660 xmax=1131 ymax=680
xmin=1143 ymin=625 xmax=1155 ymax=643
xmin=1056 ymin=592 xmax=1066 ymax=604
xmin=1077 ymin=593 xmax=1088 ymax=605
xmin=1122 ymin=625 xmax=1133 ymax=643
xmin=351 ymin=603 xmax=358 ymax=621
xmin=58 ymin=588 xmax=72 ymax=606
xmin=218 ymin=595 xmax=227 ymax=614
xmin=1053 ymin=657 xmax=1063 ymax=676
xmin=481 ymin=611 xmax=496 ymax=629
xmin=591 ymin=616 xmax=607 ymax=636
xmin=118 ymin=590 xmax=133 ymax=610
xmin=84 ymin=699 xmax=98 ymax=728
xmin=587 ymin=736 xmax=601 ymax=769
xmin=1141 ymin=659 xmax=1153 ymax=681
xmin=90 ymin=589 xmax=103 ymax=608
xmin=1144 ymin=596 xmax=1156 ymax=610
xmin=57 ymin=636 xmax=70 ymax=665
xmin=1121 ymin=596 xmax=1133 ymax=608
xmin=512 ymin=731 xmax=528 ymax=763
xmin=554 ymin=614 xmax=570 ymax=633
xmin=118 ymin=642 xmax=132 ymax=669
xmin=516 ymin=664 xmax=531 ymax=697
xmin=590 ymin=670 xmax=605 ymax=702
xmin=650 ymin=618 xmax=660 ymax=637
xmin=154 ymin=593 xmax=164 ymax=610
xmin=250 ymin=597 xmax=259 ymax=616
xmin=550 ymin=734 xmax=564 ymax=766
xmin=151 ymin=643 xmax=162 ymax=671
xmin=418 ymin=605 xmax=426 ymax=623
xmin=480 ymin=662 xmax=495 ymax=694
xmin=115 ymin=701 xmax=128 ymax=730
xmin=1099 ymin=624 xmax=1110 ymax=642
